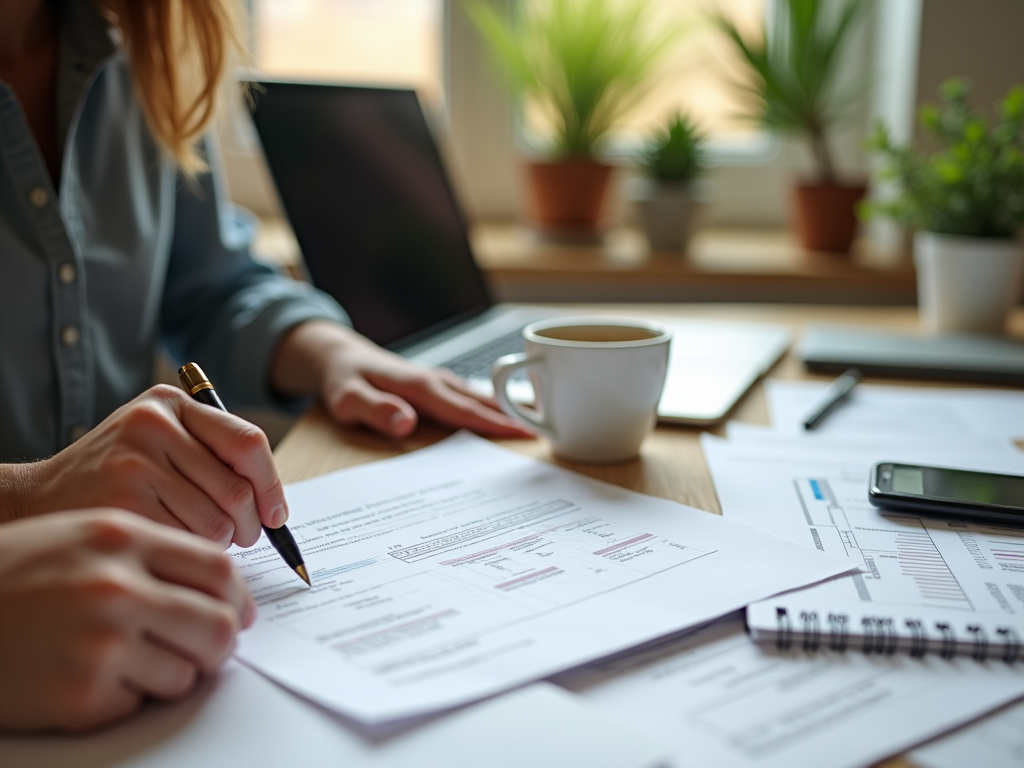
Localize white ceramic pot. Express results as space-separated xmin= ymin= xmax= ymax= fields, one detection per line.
xmin=913 ymin=231 xmax=1024 ymax=335
xmin=628 ymin=180 xmax=704 ymax=252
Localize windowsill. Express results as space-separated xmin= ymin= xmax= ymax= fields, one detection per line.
xmin=471 ymin=223 xmax=917 ymax=305
xmin=250 ymin=216 xmax=918 ymax=306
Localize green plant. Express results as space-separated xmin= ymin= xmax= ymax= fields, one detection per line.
xmin=864 ymin=79 xmax=1024 ymax=238
xmin=714 ymin=0 xmax=866 ymax=184
xmin=640 ymin=113 xmax=706 ymax=182
xmin=466 ymin=0 xmax=681 ymax=158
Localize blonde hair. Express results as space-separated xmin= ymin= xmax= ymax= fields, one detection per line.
xmin=96 ymin=0 xmax=248 ymax=175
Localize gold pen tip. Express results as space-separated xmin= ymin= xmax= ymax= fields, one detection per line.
xmin=296 ymin=564 xmax=311 ymax=586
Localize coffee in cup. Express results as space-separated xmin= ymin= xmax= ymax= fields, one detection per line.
xmin=491 ymin=316 xmax=671 ymax=463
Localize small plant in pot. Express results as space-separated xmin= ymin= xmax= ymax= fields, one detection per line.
xmin=632 ymin=113 xmax=707 ymax=252
xmin=715 ymin=0 xmax=867 ymax=253
xmin=466 ymin=0 xmax=680 ymax=239
xmin=865 ymin=79 xmax=1024 ymax=335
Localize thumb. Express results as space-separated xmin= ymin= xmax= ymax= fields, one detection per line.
xmin=328 ymin=378 xmax=418 ymax=438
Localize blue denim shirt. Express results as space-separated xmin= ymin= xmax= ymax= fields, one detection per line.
xmin=0 ymin=0 xmax=348 ymax=461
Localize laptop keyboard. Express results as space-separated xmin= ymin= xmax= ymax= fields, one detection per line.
xmin=442 ymin=328 xmax=527 ymax=380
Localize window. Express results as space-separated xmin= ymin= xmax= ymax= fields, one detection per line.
xmin=517 ymin=0 xmax=769 ymax=157
xmin=237 ymin=0 xmax=877 ymax=226
xmin=251 ymin=0 xmax=445 ymax=110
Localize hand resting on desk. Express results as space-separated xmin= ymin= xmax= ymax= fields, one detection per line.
xmin=0 ymin=510 xmax=254 ymax=731
xmin=271 ymin=320 xmax=534 ymax=440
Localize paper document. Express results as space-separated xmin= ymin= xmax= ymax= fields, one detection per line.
xmin=765 ymin=380 xmax=1024 ymax=445
xmin=701 ymin=432 xmax=1024 ymax=644
xmin=0 ymin=661 xmax=670 ymax=768
xmin=911 ymin=698 xmax=1024 ymax=768
xmin=557 ymin=614 xmax=1024 ymax=768
xmin=232 ymin=433 xmax=851 ymax=724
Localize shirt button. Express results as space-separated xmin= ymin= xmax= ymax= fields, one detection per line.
xmin=29 ymin=187 xmax=49 ymax=207
xmin=61 ymin=324 xmax=81 ymax=347
xmin=58 ymin=262 xmax=77 ymax=285
xmin=69 ymin=424 xmax=89 ymax=443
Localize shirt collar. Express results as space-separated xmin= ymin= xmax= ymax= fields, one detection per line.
xmin=56 ymin=0 xmax=118 ymax=152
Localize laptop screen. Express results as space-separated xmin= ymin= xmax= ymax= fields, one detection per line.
xmin=250 ymin=81 xmax=492 ymax=350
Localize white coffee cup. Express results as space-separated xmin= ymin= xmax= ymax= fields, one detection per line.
xmin=491 ymin=316 xmax=672 ymax=463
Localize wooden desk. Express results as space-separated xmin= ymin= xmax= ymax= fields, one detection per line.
xmin=274 ymin=304 xmax=1024 ymax=768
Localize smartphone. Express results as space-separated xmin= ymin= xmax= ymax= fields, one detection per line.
xmin=869 ymin=463 xmax=1024 ymax=524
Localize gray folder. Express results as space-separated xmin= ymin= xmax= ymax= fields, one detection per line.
xmin=799 ymin=324 xmax=1024 ymax=384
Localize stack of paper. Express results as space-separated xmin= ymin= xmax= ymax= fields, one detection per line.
xmin=231 ymin=432 xmax=851 ymax=725
xmin=3 ymin=432 xmax=853 ymax=767
xmin=17 ymin=390 xmax=1024 ymax=768
xmin=686 ymin=380 xmax=1024 ymax=768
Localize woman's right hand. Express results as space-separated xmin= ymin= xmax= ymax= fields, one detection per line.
xmin=0 ymin=509 xmax=254 ymax=731
xmin=1 ymin=385 xmax=289 ymax=549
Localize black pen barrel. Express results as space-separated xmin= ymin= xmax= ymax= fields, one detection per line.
xmin=179 ymin=362 xmax=311 ymax=586
xmin=264 ymin=525 xmax=305 ymax=571
xmin=192 ymin=386 xmax=227 ymax=413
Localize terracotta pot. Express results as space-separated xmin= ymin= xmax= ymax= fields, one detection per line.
xmin=792 ymin=182 xmax=867 ymax=253
xmin=525 ymin=159 xmax=614 ymax=236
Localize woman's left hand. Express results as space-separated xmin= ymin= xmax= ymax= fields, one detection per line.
xmin=272 ymin=320 xmax=534 ymax=439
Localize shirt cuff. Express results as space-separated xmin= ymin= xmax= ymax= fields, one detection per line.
xmin=221 ymin=283 xmax=350 ymax=413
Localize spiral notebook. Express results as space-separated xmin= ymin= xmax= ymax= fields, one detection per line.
xmin=701 ymin=431 xmax=1024 ymax=664
xmin=747 ymin=599 xmax=1023 ymax=662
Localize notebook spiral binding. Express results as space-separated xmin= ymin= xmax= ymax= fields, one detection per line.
xmin=773 ymin=608 xmax=1022 ymax=663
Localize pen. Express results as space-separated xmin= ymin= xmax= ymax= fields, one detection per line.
xmin=178 ymin=362 xmax=311 ymax=586
xmin=802 ymin=368 xmax=862 ymax=431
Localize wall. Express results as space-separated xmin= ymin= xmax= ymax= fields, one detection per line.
xmin=914 ymin=0 xmax=1024 ymax=129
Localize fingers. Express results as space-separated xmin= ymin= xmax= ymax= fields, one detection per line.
xmin=382 ymin=370 xmax=535 ymax=438
xmin=172 ymin=391 xmax=289 ymax=533
xmin=152 ymin=459 xmax=241 ymax=548
xmin=328 ymin=377 xmax=420 ymax=438
xmin=412 ymin=383 xmax=536 ymax=438
xmin=137 ymin=581 xmax=240 ymax=674
xmin=121 ymin=639 xmax=199 ymax=701
xmin=126 ymin=398 xmax=261 ymax=547
xmin=140 ymin=526 xmax=255 ymax=628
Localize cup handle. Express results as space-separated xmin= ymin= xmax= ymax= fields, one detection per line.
xmin=491 ymin=353 xmax=552 ymax=436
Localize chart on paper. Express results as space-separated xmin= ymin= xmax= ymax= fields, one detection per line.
xmin=231 ymin=433 xmax=851 ymax=724
xmin=702 ymin=433 xmax=1024 ymax=617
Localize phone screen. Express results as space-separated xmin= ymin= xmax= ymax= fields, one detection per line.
xmin=888 ymin=465 xmax=1024 ymax=507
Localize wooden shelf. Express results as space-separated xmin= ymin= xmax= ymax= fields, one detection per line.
xmin=471 ymin=224 xmax=918 ymax=305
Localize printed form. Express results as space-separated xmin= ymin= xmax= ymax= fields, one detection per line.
xmin=557 ymin=614 xmax=1024 ymax=768
xmin=231 ymin=433 xmax=851 ymax=724
xmin=701 ymin=433 xmax=1024 ymax=640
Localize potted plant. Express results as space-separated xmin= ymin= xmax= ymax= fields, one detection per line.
xmin=466 ymin=0 xmax=680 ymax=238
xmin=715 ymin=0 xmax=867 ymax=253
xmin=865 ymin=79 xmax=1024 ymax=335
xmin=631 ymin=112 xmax=707 ymax=252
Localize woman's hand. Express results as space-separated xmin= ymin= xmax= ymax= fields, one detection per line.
xmin=0 ymin=509 xmax=254 ymax=731
xmin=271 ymin=320 xmax=534 ymax=439
xmin=1 ymin=385 xmax=288 ymax=546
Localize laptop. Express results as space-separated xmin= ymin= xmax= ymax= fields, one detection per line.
xmin=249 ymin=80 xmax=790 ymax=424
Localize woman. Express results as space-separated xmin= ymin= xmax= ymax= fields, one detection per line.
xmin=0 ymin=0 xmax=528 ymax=730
